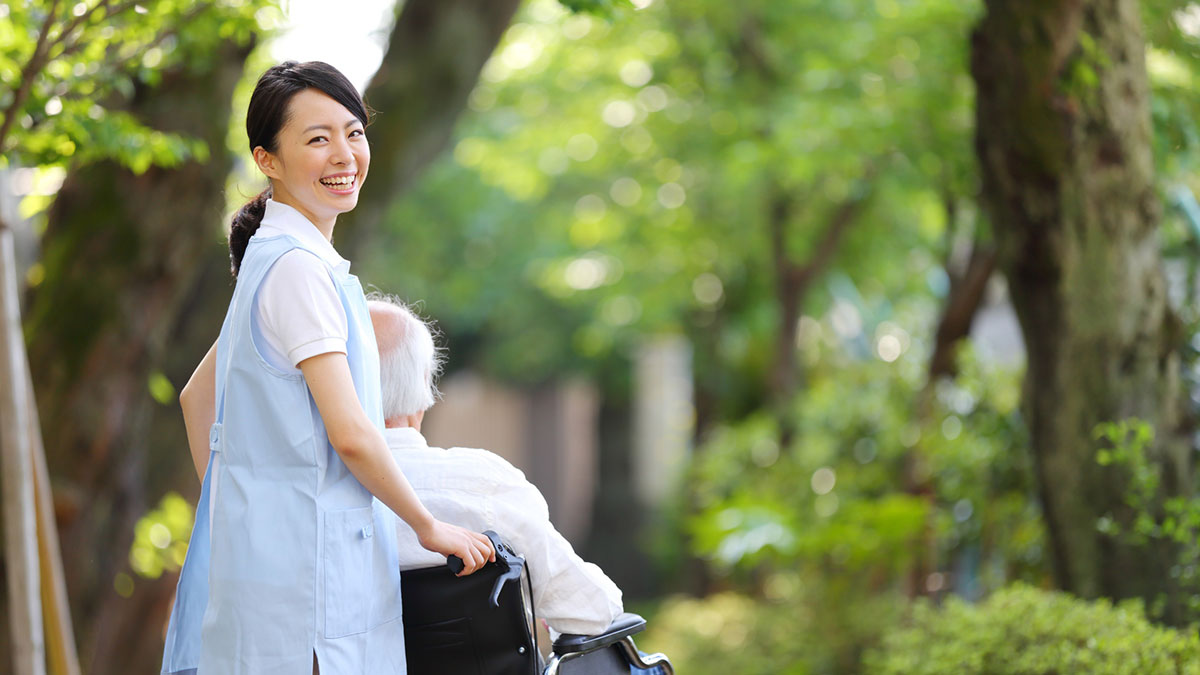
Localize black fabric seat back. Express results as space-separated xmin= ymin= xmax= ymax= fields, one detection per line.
xmin=400 ymin=562 xmax=538 ymax=675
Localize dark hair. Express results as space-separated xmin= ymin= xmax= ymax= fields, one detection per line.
xmin=229 ymin=61 xmax=371 ymax=276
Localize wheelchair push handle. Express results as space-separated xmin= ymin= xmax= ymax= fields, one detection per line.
xmin=445 ymin=529 xmax=504 ymax=575
xmin=445 ymin=530 xmax=526 ymax=607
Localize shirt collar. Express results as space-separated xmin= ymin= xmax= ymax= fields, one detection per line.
xmin=384 ymin=426 xmax=429 ymax=449
xmin=257 ymin=198 xmax=350 ymax=273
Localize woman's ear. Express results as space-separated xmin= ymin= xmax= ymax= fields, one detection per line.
xmin=252 ymin=146 xmax=281 ymax=180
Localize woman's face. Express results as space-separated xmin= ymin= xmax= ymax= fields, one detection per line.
xmin=254 ymin=88 xmax=370 ymax=229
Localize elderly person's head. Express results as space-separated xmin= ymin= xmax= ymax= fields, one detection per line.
xmin=366 ymin=293 xmax=442 ymax=429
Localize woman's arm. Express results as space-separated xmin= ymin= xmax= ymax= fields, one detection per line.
xmin=180 ymin=340 xmax=218 ymax=482
xmin=299 ymin=351 xmax=495 ymax=575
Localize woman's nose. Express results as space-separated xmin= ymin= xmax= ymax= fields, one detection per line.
xmin=330 ymin=137 xmax=352 ymax=165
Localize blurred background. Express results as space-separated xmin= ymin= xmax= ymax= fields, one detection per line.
xmin=5 ymin=0 xmax=1200 ymax=673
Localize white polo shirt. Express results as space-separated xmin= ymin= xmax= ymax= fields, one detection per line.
xmin=251 ymin=199 xmax=350 ymax=371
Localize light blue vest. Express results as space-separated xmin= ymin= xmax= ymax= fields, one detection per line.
xmin=162 ymin=234 xmax=407 ymax=674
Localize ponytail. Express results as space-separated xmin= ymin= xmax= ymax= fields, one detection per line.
xmin=229 ymin=187 xmax=270 ymax=277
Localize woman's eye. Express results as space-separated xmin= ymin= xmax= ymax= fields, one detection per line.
xmin=308 ymin=136 xmax=327 ymax=144
xmin=350 ymin=129 xmax=364 ymax=138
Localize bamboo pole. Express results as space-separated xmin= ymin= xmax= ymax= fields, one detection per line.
xmin=0 ymin=226 xmax=46 ymax=675
xmin=25 ymin=355 xmax=81 ymax=675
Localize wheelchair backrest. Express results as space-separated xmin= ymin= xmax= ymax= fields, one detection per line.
xmin=400 ymin=558 xmax=538 ymax=675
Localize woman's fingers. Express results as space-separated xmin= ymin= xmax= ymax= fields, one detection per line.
xmin=476 ymin=534 xmax=496 ymax=563
xmin=459 ymin=538 xmax=484 ymax=576
xmin=434 ymin=524 xmax=497 ymax=576
xmin=463 ymin=543 xmax=478 ymax=575
xmin=458 ymin=532 xmax=482 ymax=575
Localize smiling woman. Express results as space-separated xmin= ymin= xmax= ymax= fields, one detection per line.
xmin=227 ymin=63 xmax=373 ymax=276
xmin=159 ymin=61 xmax=494 ymax=675
xmin=254 ymin=89 xmax=371 ymax=224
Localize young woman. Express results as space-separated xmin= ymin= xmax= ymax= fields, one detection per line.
xmin=161 ymin=61 xmax=493 ymax=675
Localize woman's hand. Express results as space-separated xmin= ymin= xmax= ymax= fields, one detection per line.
xmin=417 ymin=520 xmax=496 ymax=576
xmin=300 ymin=352 xmax=497 ymax=577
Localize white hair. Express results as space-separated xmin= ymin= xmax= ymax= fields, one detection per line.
xmin=365 ymin=293 xmax=443 ymax=419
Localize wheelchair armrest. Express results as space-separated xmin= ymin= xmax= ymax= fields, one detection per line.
xmin=551 ymin=612 xmax=647 ymax=655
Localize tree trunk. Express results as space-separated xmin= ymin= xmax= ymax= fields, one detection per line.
xmin=336 ymin=0 xmax=523 ymax=258
xmin=22 ymin=39 xmax=253 ymax=673
xmin=971 ymin=0 xmax=1190 ymax=620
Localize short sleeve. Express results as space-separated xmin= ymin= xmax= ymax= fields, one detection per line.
xmin=257 ymin=249 xmax=348 ymax=368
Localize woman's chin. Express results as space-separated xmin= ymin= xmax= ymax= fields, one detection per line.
xmin=318 ymin=192 xmax=359 ymax=214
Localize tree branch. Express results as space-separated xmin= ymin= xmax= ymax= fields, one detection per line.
xmin=57 ymin=2 xmax=207 ymax=64
xmin=0 ymin=0 xmax=171 ymax=155
xmin=927 ymin=243 xmax=997 ymax=381
xmin=0 ymin=0 xmax=62 ymax=152
xmin=48 ymin=0 xmax=112 ymax=52
xmin=5 ymin=3 xmax=212 ymax=155
xmin=733 ymin=16 xmax=781 ymax=84
xmin=767 ymin=171 xmax=875 ymax=416
xmin=789 ymin=171 xmax=877 ymax=293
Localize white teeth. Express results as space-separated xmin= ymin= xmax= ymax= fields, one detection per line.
xmin=320 ymin=175 xmax=354 ymax=189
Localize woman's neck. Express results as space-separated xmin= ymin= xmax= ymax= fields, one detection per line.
xmin=271 ymin=190 xmax=335 ymax=241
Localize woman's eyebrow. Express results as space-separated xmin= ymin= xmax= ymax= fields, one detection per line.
xmin=302 ymin=120 xmax=362 ymax=133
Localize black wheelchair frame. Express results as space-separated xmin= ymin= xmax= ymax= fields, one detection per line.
xmin=400 ymin=531 xmax=674 ymax=675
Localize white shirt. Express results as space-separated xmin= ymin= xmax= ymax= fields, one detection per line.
xmin=386 ymin=427 xmax=624 ymax=636
xmin=251 ymin=199 xmax=349 ymax=370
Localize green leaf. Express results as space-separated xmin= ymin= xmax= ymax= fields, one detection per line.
xmin=147 ymin=370 xmax=176 ymax=405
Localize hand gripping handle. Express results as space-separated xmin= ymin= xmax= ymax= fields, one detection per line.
xmin=446 ymin=530 xmax=526 ymax=607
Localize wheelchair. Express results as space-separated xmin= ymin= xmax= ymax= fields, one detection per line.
xmin=400 ymin=531 xmax=674 ymax=675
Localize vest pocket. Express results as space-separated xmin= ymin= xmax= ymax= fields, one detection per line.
xmin=323 ymin=505 xmax=375 ymax=638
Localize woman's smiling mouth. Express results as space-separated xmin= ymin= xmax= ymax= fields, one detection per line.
xmin=319 ymin=173 xmax=357 ymax=194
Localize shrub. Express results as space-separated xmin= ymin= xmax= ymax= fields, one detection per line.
xmin=865 ymin=584 xmax=1200 ymax=675
xmin=638 ymin=572 xmax=906 ymax=675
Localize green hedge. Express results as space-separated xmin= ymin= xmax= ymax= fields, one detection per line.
xmin=637 ymin=573 xmax=906 ymax=675
xmin=865 ymin=584 xmax=1200 ymax=675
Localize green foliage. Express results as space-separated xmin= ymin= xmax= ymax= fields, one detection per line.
xmin=557 ymin=0 xmax=634 ymax=16
xmin=686 ymin=319 xmax=1041 ymax=585
xmin=640 ymin=572 xmax=906 ymax=675
xmin=1144 ymin=1 xmax=1200 ymax=178
xmin=1095 ymin=418 xmax=1160 ymax=536
xmin=667 ymin=316 xmax=1038 ymax=672
xmin=1062 ymin=32 xmax=1107 ymax=108
xmin=364 ymin=0 xmax=981 ymax=392
xmin=687 ymin=400 xmax=929 ymax=577
xmin=128 ymin=491 xmax=193 ymax=579
xmin=1095 ymin=418 xmax=1200 ymax=619
xmin=1145 ymin=0 xmax=1200 ymax=261
xmin=0 ymin=0 xmax=269 ymax=175
xmin=865 ymin=584 xmax=1200 ymax=675
xmin=147 ymin=369 xmax=177 ymax=405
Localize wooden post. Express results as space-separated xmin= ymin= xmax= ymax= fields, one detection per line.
xmin=0 ymin=226 xmax=46 ymax=675
xmin=25 ymin=356 xmax=81 ymax=675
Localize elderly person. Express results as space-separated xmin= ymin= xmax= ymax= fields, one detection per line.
xmin=366 ymin=294 xmax=624 ymax=636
